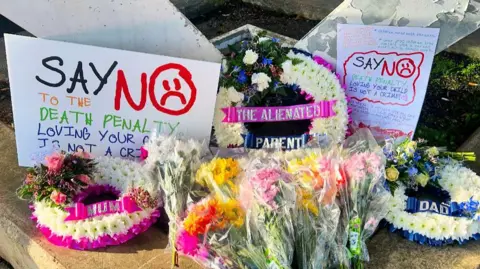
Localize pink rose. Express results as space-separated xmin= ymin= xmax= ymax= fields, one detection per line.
xmin=50 ymin=190 xmax=67 ymax=205
xmin=25 ymin=174 xmax=35 ymax=184
xmin=140 ymin=146 xmax=149 ymax=161
xmin=76 ymin=174 xmax=92 ymax=185
xmin=45 ymin=152 xmax=64 ymax=174
xmin=73 ymin=150 xmax=92 ymax=159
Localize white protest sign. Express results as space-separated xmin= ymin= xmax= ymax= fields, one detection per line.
xmin=336 ymin=25 xmax=439 ymax=139
xmin=5 ymin=34 xmax=221 ymax=166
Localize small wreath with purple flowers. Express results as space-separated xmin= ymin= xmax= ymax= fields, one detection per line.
xmin=212 ymin=34 xmax=351 ymax=149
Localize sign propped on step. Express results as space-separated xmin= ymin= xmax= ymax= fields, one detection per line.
xmin=336 ymin=25 xmax=439 ymax=139
xmin=5 ymin=34 xmax=220 ymax=166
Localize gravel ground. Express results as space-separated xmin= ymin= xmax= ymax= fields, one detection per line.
xmin=192 ymin=0 xmax=320 ymax=40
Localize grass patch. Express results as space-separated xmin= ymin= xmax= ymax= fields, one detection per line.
xmin=416 ymin=52 xmax=480 ymax=150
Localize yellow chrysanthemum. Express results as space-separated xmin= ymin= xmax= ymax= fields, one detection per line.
xmin=287 ymin=154 xmax=324 ymax=190
xmin=196 ymin=158 xmax=241 ymax=193
xmin=298 ymin=189 xmax=319 ymax=216
xmin=218 ymin=198 xmax=245 ymax=228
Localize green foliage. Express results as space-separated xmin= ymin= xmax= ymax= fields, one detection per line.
xmin=415 ymin=52 xmax=480 ymax=150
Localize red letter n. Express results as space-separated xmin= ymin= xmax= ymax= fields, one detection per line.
xmin=381 ymin=61 xmax=395 ymax=76
xmin=114 ymin=70 xmax=147 ymax=111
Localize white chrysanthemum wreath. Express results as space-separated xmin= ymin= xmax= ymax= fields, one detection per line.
xmin=29 ymin=156 xmax=160 ymax=250
xmin=385 ymin=162 xmax=480 ymax=245
xmin=213 ymin=35 xmax=350 ymax=149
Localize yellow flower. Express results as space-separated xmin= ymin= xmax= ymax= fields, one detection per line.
xmin=218 ymin=198 xmax=245 ymax=228
xmin=415 ymin=173 xmax=430 ymax=187
xmin=426 ymin=147 xmax=439 ymax=157
xmin=196 ymin=158 xmax=241 ymax=191
xmin=405 ymin=141 xmax=418 ymax=157
xmin=386 ymin=166 xmax=400 ymax=182
xmin=298 ymin=189 xmax=319 ymax=216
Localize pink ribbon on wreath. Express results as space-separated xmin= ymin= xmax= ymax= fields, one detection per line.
xmin=64 ymin=196 xmax=141 ymax=221
xmin=221 ymin=100 xmax=337 ymax=123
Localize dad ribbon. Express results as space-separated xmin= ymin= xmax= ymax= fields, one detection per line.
xmin=64 ymin=196 xmax=141 ymax=221
xmin=222 ymin=100 xmax=337 ymax=123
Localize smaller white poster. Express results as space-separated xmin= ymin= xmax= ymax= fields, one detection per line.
xmin=336 ymin=24 xmax=440 ymax=139
xmin=5 ymin=34 xmax=221 ymax=166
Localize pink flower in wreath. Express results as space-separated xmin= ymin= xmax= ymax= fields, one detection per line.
xmin=50 ymin=190 xmax=67 ymax=205
xmin=73 ymin=150 xmax=92 ymax=159
xmin=76 ymin=174 xmax=92 ymax=185
xmin=140 ymin=146 xmax=149 ymax=161
xmin=45 ymin=152 xmax=64 ymax=174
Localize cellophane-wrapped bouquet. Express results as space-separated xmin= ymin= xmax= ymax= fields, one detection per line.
xmin=332 ymin=129 xmax=389 ymax=269
xmin=176 ymin=155 xmax=299 ymax=269
xmin=244 ymin=156 xmax=296 ymax=268
xmin=286 ymin=149 xmax=341 ymax=269
xmin=143 ymin=132 xmax=206 ymax=265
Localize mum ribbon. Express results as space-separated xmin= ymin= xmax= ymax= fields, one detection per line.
xmin=64 ymin=196 xmax=141 ymax=221
xmin=222 ymin=100 xmax=337 ymax=123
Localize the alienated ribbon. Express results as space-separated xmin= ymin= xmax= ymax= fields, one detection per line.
xmin=222 ymin=100 xmax=337 ymax=123
xmin=64 ymin=196 xmax=141 ymax=221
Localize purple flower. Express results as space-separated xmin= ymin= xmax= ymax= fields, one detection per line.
xmin=408 ymin=166 xmax=418 ymax=177
xmin=237 ymin=70 xmax=248 ymax=84
xmin=262 ymin=57 xmax=273 ymax=66
xmin=271 ymin=37 xmax=280 ymax=43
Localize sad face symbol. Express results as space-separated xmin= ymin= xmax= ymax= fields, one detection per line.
xmin=149 ymin=63 xmax=197 ymax=116
xmin=396 ymin=58 xmax=416 ymax=78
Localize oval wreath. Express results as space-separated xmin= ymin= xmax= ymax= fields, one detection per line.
xmin=385 ymin=161 xmax=480 ymax=246
xmin=19 ymin=152 xmax=160 ymax=250
xmin=213 ymin=35 xmax=350 ymax=149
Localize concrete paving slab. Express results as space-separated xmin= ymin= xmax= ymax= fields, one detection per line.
xmin=0 ymin=0 xmax=222 ymax=63
xmin=296 ymin=0 xmax=480 ymax=64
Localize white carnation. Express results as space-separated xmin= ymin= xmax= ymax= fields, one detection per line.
xmin=221 ymin=59 xmax=229 ymax=74
xmin=251 ymin=72 xmax=272 ymax=92
xmin=243 ymin=49 xmax=259 ymax=65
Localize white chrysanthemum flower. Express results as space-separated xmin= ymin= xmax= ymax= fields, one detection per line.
xmin=243 ymin=49 xmax=259 ymax=65
xmin=251 ymin=72 xmax=272 ymax=92
xmin=227 ymin=87 xmax=244 ymax=103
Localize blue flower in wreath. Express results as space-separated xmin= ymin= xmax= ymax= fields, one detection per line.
xmin=262 ymin=57 xmax=273 ymax=66
xmin=425 ymin=162 xmax=434 ymax=173
xmin=237 ymin=70 xmax=248 ymax=84
xmin=413 ymin=152 xmax=421 ymax=162
xmin=272 ymin=37 xmax=280 ymax=43
xmin=408 ymin=166 xmax=418 ymax=177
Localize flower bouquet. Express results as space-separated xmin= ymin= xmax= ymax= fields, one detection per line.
xmin=286 ymin=150 xmax=342 ymax=269
xmin=245 ymin=157 xmax=297 ymax=268
xmin=333 ymin=129 xmax=389 ymax=269
xmin=143 ymin=133 xmax=206 ymax=265
xmin=176 ymin=157 xmax=267 ymax=269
